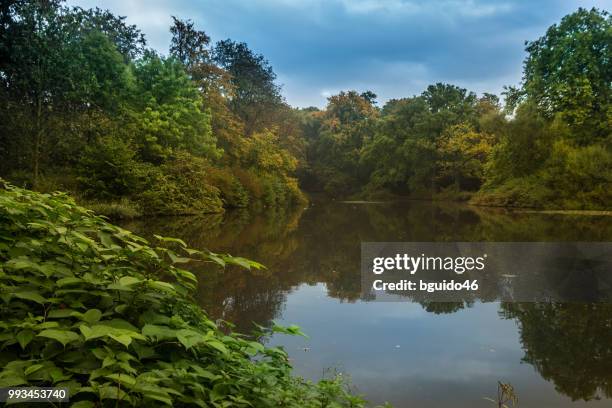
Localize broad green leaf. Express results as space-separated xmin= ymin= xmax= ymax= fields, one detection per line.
xmin=133 ymin=344 xmax=156 ymax=360
xmin=57 ymin=277 xmax=83 ymax=287
xmin=0 ymin=376 xmax=26 ymax=387
xmin=206 ymin=339 xmax=229 ymax=355
xmin=167 ymin=250 xmax=191 ymax=264
xmin=71 ymin=231 xmax=95 ymax=245
xmin=176 ymin=329 xmax=204 ymax=349
xmin=91 ymin=348 xmax=108 ymax=360
xmin=81 ymin=309 xmax=102 ymax=324
xmin=175 ymin=268 xmax=197 ymax=283
xmin=144 ymin=394 xmax=173 ymax=406
xmin=80 ymin=322 xmax=143 ymax=343
xmin=6 ymin=258 xmax=41 ymax=271
xmin=108 ymin=333 xmax=132 ymax=347
xmin=37 ymin=329 xmax=81 ymax=346
xmin=210 ymin=383 xmax=229 ymax=401
xmin=13 ymin=291 xmax=47 ymax=304
xmin=119 ymin=276 xmax=142 ymax=286
xmin=98 ymin=384 xmax=128 ymax=400
xmin=98 ymin=231 xmax=115 ymax=248
xmin=90 ymin=368 xmax=113 ymax=381
xmin=272 ymin=322 xmax=308 ymax=338
xmin=98 ymin=319 xmax=139 ymax=332
xmin=49 ymin=367 xmax=71 ymax=383
xmin=16 ymin=330 xmax=34 ymax=349
xmin=154 ymin=234 xmax=187 ymax=248
xmin=48 ymin=309 xmax=77 ymax=318
xmin=184 ymin=248 xmax=201 ymax=256
xmin=105 ymin=373 xmax=136 ymax=387
xmin=148 ymin=280 xmax=176 ymax=293
xmin=54 ymin=226 xmax=67 ymax=235
xmin=142 ymin=324 xmax=176 ymax=341
xmin=206 ymin=253 xmax=226 ymax=267
xmin=37 ymin=321 xmax=60 ymax=329
xmin=24 ymin=364 xmax=44 ymax=376
xmin=246 ymin=341 xmax=265 ymax=354
xmin=226 ymin=256 xmax=254 ymax=269
xmin=191 ymin=366 xmax=220 ymax=381
xmin=107 ymin=283 xmax=133 ymax=292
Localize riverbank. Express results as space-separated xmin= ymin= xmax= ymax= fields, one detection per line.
xmin=324 ymin=188 xmax=611 ymax=214
xmin=4 ymin=160 xmax=308 ymax=221
xmin=514 ymin=209 xmax=612 ymax=216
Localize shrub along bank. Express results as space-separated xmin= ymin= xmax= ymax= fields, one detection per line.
xmin=0 ymin=181 xmax=364 ymax=407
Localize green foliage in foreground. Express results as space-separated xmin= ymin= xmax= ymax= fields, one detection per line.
xmin=0 ymin=182 xmax=366 ymax=407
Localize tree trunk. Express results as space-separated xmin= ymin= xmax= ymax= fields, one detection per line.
xmin=33 ymin=94 xmax=42 ymax=189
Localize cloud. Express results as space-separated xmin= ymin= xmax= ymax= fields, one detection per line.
xmin=66 ymin=0 xmax=606 ymax=107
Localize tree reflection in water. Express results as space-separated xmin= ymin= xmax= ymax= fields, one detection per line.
xmin=122 ymin=199 xmax=612 ymax=402
xmin=501 ymin=303 xmax=612 ymax=401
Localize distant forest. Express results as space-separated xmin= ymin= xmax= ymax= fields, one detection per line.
xmin=1 ymin=1 xmax=610 ymax=215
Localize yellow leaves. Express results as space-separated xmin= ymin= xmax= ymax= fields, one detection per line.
xmin=437 ymin=123 xmax=495 ymax=184
xmin=241 ymin=129 xmax=299 ymax=175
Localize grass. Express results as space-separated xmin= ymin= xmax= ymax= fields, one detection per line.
xmin=77 ymin=197 xmax=142 ymax=220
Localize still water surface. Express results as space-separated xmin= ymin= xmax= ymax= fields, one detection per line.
xmin=123 ymin=200 xmax=612 ymax=407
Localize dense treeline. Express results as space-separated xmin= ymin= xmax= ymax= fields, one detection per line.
xmin=0 ymin=2 xmax=609 ymax=214
xmin=300 ymin=7 xmax=611 ymax=209
xmin=0 ymin=0 xmax=306 ymax=216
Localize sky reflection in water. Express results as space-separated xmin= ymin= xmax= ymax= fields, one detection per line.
xmin=123 ymin=200 xmax=612 ymax=407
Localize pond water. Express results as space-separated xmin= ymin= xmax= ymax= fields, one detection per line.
xmin=122 ymin=200 xmax=612 ymax=407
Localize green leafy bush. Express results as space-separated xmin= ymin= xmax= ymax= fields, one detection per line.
xmin=540 ymin=141 xmax=612 ymax=209
xmin=138 ymin=152 xmax=224 ymax=215
xmin=204 ymin=167 xmax=250 ymax=208
xmin=234 ymin=168 xmax=264 ymax=202
xmin=233 ymin=169 xmax=306 ymax=209
xmin=471 ymin=177 xmax=552 ymax=208
xmin=78 ymin=136 xmax=144 ymax=199
xmin=474 ymin=141 xmax=611 ymax=210
xmin=0 ymin=181 xmax=367 ymax=407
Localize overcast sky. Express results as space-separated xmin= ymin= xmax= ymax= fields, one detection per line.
xmin=66 ymin=0 xmax=609 ymax=107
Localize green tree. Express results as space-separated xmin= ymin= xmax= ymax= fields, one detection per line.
xmin=131 ymin=52 xmax=220 ymax=163
xmin=214 ymin=40 xmax=283 ymax=135
xmin=169 ymin=16 xmax=211 ymax=70
xmin=483 ymin=104 xmax=554 ymax=185
xmin=0 ymin=0 xmax=142 ymax=185
xmin=309 ymin=91 xmax=378 ymax=195
xmin=522 ymin=7 xmax=611 ymax=142
xmin=360 ymin=97 xmax=431 ymax=193
xmin=360 ymin=84 xmax=480 ymax=195
xmin=168 ymin=17 xmax=243 ymax=164
xmin=502 ymin=303 xmax=612 ymax=401
xmin=0 ymin=0 xmax=82 ymax=186
xmin=436 ymin=123 xmax=494 ymax=190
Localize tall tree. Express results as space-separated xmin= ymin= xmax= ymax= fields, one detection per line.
xmin=70 ymin=6 xmax=146 ymax=60
xmin=214 ymin=40 xmax=283 ymax=135
xmin=0 ymin=0 xmax=143 ymax=185
xmin=131 ymin=52 xmax=220 ymax=163
xmin=0 ymin=0 xmax=82 ymax=185
xmin=522 ymin=7 xmax=611 ymax=142
xmin=307 ymin=91 xmax=378 ymax=194
xmin=169 ymin=16 xmax=210 ymax=70
xmin=169 ymin=17 xmax=242 ymax=163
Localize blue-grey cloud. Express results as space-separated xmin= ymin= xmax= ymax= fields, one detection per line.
xmin=67 ymin=0 xmax=609 ymax=107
